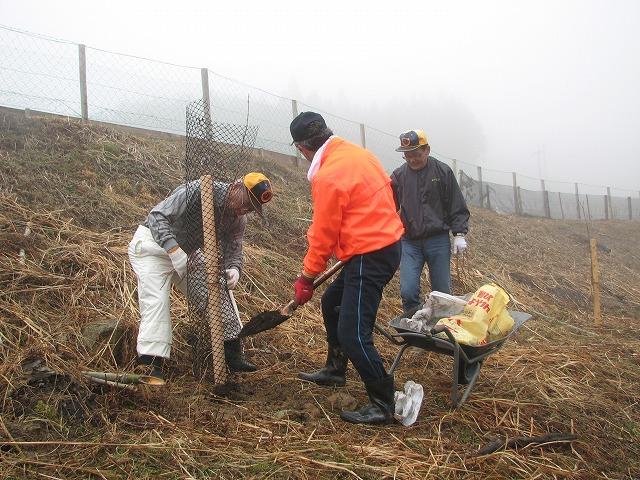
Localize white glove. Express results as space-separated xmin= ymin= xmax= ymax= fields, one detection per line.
xmin=168 ymin=247 xmax=188 ymax=279
xmin=225 ymin=268 xmax=240 ymax=289
xmin=452 ymin=235 xmax=468 ymax=254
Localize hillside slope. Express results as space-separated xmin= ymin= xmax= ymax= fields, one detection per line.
xmin=1 ymin=111 xmax=639 ymax=479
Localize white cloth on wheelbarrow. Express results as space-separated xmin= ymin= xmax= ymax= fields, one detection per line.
xmin=396 ymin=291 xmax=469 ymax=334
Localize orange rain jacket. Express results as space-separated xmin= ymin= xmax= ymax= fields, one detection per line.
xmin=303 ymin=137 xmax=404 ymax=277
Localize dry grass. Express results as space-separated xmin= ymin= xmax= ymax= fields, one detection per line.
xmin=1 ymin=112 xmax=639 ymax=479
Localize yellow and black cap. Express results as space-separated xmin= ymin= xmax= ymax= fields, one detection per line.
xmin=243 ymin=172 xmax=273 ymax=218
xmin=395 ymin=129 xmax=429 ymax=152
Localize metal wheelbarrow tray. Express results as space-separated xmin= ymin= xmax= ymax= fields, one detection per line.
xmin=375 ymin=311 xmax=532 ymax=407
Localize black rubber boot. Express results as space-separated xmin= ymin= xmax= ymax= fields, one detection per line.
xmin=224 ymin=339 xmax=257 ymax=372
xmin=138 ymin=354 xmax=164 ymax=380
xmin=298 ymin=344 xmax=348 ymax=387
xmin=340 ymin=375 xmax=396 ymax=424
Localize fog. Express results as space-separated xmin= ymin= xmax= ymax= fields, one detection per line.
xmin=1 ymin=0 xmax=639 ymax=193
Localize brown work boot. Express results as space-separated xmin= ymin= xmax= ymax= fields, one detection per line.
xmin=298 ymin=344 xmax=348 ymax=387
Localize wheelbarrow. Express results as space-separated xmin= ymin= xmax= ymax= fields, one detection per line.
xmin=374 ymin=310 xmax=532 ymax=407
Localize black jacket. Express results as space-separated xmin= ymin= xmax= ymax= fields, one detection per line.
xmin=390 ymin=157 xmax=469 ymax=240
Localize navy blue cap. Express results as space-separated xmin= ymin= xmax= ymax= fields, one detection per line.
xmin=290 ymin=111 xmax=327 ymax=144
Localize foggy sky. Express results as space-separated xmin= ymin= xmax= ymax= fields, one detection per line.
xmin=1 ymin=0 xmax=639 ymax=193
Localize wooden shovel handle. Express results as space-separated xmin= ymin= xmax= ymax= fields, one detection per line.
xmin=282 ymin=261 xmax=345 ymax=315
xmin=312 ymin=260 xmax=345 ymax=287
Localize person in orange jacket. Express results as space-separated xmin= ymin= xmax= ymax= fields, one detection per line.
xmin=290 ymin=111 xmax=404 ymax=424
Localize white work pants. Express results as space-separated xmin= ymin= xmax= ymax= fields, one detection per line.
xmin=128 ymin=225 xmax=241 ymax=359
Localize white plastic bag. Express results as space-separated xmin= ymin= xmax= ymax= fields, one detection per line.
xmin=396 ymin=292 xmax=469 ymax=334
xmin=406 ymin=291 xmax=468 ymax=331
xmin=428 ymin=291 xmax=468 ymax=318
xmin=393 ymin=380 xmax=424 ymax=427
xmin=395 ymin=317 xmax=429 ymax=333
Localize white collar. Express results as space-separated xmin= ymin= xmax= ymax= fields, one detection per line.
xmin=307 ymin=136 xmax=335 ymax=181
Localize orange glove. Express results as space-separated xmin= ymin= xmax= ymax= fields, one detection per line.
xmin=294 ymin=275 xmax=314 ymax=306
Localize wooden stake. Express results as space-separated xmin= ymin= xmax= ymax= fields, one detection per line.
xmin=477 ymin=166 xmax=484 ymax=208
xmin=589 ymin=238 xmax=602 ymax=326
xmin=200 ymin=175 xmax=227 ymax=384
xmin=18 ymin=221 xmax=32 ymax=264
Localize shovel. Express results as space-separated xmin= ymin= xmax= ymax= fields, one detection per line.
xmin=239 ymin=260 xmax=344 ymax=337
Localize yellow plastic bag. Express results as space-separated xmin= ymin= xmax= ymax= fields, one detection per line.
xmin=435 ymin=284 xmax=515 ymax=346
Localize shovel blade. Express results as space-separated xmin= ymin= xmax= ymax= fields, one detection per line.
xmin=239 ymin=310 xmax=291 ymax=337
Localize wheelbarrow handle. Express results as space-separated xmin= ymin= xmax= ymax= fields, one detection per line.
xmin=430 ymin=324 xmax=459 ymax=345
xmin=430 ymin=324 xmax=447 ymax=335
xmin=282 ymin=261 xmax=345 ymax=315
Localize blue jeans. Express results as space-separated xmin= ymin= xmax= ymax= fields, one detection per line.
xmin=400 ymin=234 xmax=451 ymax=314
xmin=320 ymin=241 xmax=401 ymax=382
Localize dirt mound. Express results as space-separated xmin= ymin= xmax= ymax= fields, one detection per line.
xmin=1 ymin=111 xmax=639 ymax=479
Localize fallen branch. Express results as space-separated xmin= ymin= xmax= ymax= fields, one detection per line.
xmin=474 ymin=433 xmax=578 ymax=456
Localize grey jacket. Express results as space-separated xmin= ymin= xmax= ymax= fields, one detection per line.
xmin=390 ymin=157 xmax=469 ymax=240
xmin=143 ymin=179 xmax=246 ymax=273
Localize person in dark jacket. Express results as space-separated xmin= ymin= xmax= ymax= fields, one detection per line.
xmin=390 ymin=130 xmax=470 ymax=315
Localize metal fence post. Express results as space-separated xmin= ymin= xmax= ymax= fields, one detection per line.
xmin=200 ymin=68 xmax=211 ymax=116
xmin=575 ymin=183 xmax=581 ymax=220
xmin=604 ymin=195 xmax=609 ymax=220
xmin=291 ymin=99 xmax=300 ymax=168
xmin=360 ymin=123 xmax=366 ymax=148
xmin=628 ymin=196 xmax=633 ymax=220
xmin=477 ymin=166 xmax=484 ymax=208
xmin=541 ymin=179 xmax=550 ymax=218
xmin=558 ymin=192 xmax=565 ymax=219
xmin=485 ymin=185 xmax=491 ymax=210
xmin=545 ymin=190 xmax=551 ymax=218
xmin=78 ymin=44 xmax=88 ymax=121
xmin=512 ymin=172 xmax=519 ymax=215
xmin=606 ymin=186 xmax=613 ymax=219
xmin=517 ymin=186 xmax=523 ymax=215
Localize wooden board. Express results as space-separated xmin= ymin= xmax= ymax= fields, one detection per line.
xmin=590 ymin=238 xmax=602 ymax=326
xmin=200 ymin=174 xmax=227 ymax=384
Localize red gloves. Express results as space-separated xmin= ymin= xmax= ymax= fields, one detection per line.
xmin=294 ymin=275 xmax=315 ymax=306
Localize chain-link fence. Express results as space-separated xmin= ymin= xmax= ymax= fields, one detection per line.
xmin=183 ymin=99 xmax=258 ymax=384
xmin=0 ymin=27 xmax=80 ymax=116
xmin=1 ymin=25 xmax=638 ymax=221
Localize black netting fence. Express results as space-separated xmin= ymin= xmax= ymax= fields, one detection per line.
xmin=182 ymin=99 xmax=258 ymax=384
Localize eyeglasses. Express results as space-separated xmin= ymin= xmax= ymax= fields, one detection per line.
xmin=402 ymin=149 xmax=426 ymax=160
